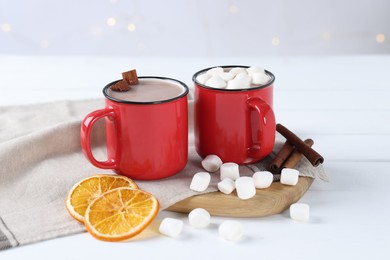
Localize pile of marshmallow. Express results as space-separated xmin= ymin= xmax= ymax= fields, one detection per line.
xmin=190 ymin=154 xmax=301 ymax=199
xmin=158 ymin=154 xmax=310 ymax=243
xmin=196 ymin=66 xmax=271 ymax=89
xmin=159 ymin=208 xmax=244 ymax=242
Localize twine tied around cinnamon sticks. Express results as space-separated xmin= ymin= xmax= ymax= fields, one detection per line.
xmin=269 ymin=124 xmax=324 ymax=174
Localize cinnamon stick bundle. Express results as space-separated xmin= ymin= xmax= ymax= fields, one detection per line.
xmin=269 ymin=140 xmax=294 ymax=172
xmin=276 ymin=124 xmax=324 ymax=167
xmin=270 ymin=139 xmax=313 ymax=174
xmin=283 ymin=139 xmax=314 ymax=168
xmin=122 ymin=69 xmax=139 ymax=85
xmin=111 ymin=69 xmax=139 ymax=91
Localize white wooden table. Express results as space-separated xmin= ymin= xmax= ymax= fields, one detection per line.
xmin=1 ymin=55 xmax=389 ymax=259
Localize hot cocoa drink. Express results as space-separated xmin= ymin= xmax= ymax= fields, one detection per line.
xmin=106 ymin=78 xmax=186 ymax=103
xmin=82 ymin=76 xmax=189 ymax=180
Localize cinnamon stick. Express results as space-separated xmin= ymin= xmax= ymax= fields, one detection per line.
xmin=283 ymin=139 xmax=314 ymax=169
xmin=269 ymin=140 xmax=294 ymax=173
xmin=111 ymin=80 xmax=131 ymax=91
xmin=271 ymin=139 xmax=314 ymax=181
xmin=122 ymin=69 xmax=139 ymax=85
xmin=111 ymin=69 xmax=139 ymax=92
xmin=276 ymin=124 xmax=324 ymax=166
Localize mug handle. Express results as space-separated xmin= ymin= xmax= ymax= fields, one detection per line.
xmin=246 ymin=97 xmax=276 ymax=157
xmin=80 ymin=107 xmax=117 ymax=169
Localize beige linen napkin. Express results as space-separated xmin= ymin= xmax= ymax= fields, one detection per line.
xmin=0 ymin=99 xmax=327 ymax=250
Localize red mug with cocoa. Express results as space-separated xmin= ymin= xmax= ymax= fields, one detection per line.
xmin=80 ymin=76 xmax=189 ymax=180
xmin=193 ymin=65 xmax=276 ymax=164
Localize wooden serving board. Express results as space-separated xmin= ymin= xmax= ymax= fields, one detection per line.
xmin=167 ymin=177 xmax=313 ymax=217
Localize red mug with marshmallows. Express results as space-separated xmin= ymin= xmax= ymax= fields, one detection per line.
xmin=80 ymin=76 xmax=189 ymax=180
xmin=193 ymin=65 xmax=276 ymax=164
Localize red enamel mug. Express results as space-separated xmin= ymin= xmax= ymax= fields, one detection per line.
xmin=80 ymin=76 xmax=189 ymax=180
xmin=193 ymin=66 xmax=276 ymax=164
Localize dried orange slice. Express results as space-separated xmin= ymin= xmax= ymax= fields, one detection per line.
xmin=66 ymin=174 xmax=138 ymax=222
xmin=84 ymin=187 xmax=159 ymax=242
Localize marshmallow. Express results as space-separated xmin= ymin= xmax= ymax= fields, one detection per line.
xmin=159 ymin=218 xmax=183 ymax=237
xmin=230 ymin=73 xmax=252 ymax=89
xmin=218 ymin=220 xmax=243 ymax=242
xmin=229 ymin=67 xmax=246 ymax=76
xmin=252 ymin=72 xmax=270 ymax=85
xmin=190 ymin=172 xmax=211 ymax=192
xmin=188 ymin=208 xmax=211 ymax=228
xmin=246 ymin=66 xmax=265 ymax=76
xmin=226 ymin=79 xmax=243 ymax=89
xmin=226 ymin=74 xmax=251 ymax=89
xmin=217 ymin=178 xmax=235 ymax=194
xmin=235 ymin=176 xmax=256 ymax=200
xmin=220 ymin=162 xmax=240 ymax=180
xmin=201 ymin=154 xmax=223 ymax=172
xmin=205 ymin=76 xmax=227 ymax=89
xmin=200 ymin=66 xmax=270 ymax=90
xmin=290 ymin=203 xmax=310 ymax=222
xmin=235 ymin=72 xmax=251 ymax=81
xmin=196 ymin=73 xmax=211 ymax=85
xmin=206 ymin=67 xmax=224 ymax=76
xmin=219 ymin=72 xmax=235 ymax=81
xmin=253 ymin=171 xmax=274 ymax=189
xmin=280 ymin=168 xmax=299 ymax=186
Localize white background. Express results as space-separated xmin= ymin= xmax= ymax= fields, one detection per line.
xmin=1 ymin=0 xmax=389 ymax=57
